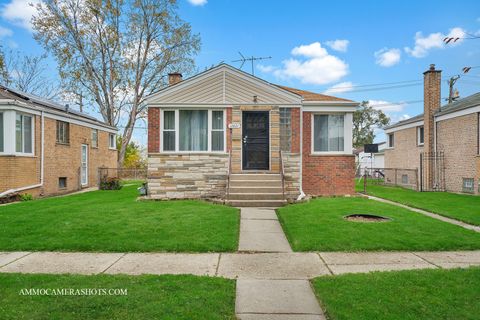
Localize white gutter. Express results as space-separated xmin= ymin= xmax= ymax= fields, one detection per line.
xmin=297 ymin=106 xmax=305 ymax=201
xmin=0 ymin=111 xmax=45 ymax=198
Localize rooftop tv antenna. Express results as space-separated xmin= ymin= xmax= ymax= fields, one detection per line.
xmin=232 ymin=52 xmax=272 ymax=76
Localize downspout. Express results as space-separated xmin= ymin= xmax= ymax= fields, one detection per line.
xmin=0 ymin=111 xmax=44 ymax=197
xmin=297 ymin=105 xmax=306 ymax=201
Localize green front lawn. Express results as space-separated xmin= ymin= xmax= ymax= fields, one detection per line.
xmin=313 ymin=267 xmax=480 ymax=320
xmin=277 ymin=197 xmax=480 ymax=251
xmin=356 ymin=180 xmax=480 ymax=226
xmin=0 ymin=184 xmax=239 ymax=252
xmin=0 ymin=273 xmax=236 ymax=320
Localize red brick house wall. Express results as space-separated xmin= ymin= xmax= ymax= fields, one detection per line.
xmin=148 ymin=107 xmax=160 ymax=153
xmin=302 ymin=112 xmax=355 ymax=195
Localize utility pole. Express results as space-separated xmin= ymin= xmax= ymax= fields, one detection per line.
xmin=447 ymin=75 xmax=460 ymax=104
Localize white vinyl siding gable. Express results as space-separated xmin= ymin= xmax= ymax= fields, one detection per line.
xmin=147 ymin=66 xmax=302 ymax=106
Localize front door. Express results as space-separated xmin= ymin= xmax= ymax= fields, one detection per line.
xmin=81 ymin=144 xmax=88 ymax=186
xmin=242 ymin=111 xmax=269 ymax=170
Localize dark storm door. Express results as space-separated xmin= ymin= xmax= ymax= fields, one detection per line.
xmin=242 ymin=111 xmax=269 ymax=170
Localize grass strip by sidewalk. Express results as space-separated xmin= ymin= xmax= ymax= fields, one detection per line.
xmin=313 ymin=267 xmax=480 ymax=320
xmin=277 ymin=197 xmax=480 ymax=251
xmin=0 ymin=184 xmax=239 ymax=252
xmin=0 ymin=273 xmax=236 ymax=320
xmin=355 ymin=180 xmax=480 ymax=226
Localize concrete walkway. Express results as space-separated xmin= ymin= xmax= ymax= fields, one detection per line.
xmin=367 ymin=195 xmax=480 ymax=233
xmin=232 ymin=207 xmax=321 ymax=318
xmin=239 ymin=208 xmax=292 ymax=252
xmin=2 ymin=250 xmax=480 ymax=277
xmin=2 ymin=250 xmax=480 ymax=319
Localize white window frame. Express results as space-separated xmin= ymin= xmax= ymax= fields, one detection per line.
xmin=310 ymin=112 xmax=352 ymax=155
xmin=109 ymin=133 xmax=116 ymax=149
xmin=15 ymin=112 xmax=35 ymax=156
xmin=160 ymin=108 xmax=226 ymax=153
xmin=417 ymin=126 xmax=424 ymax=146
xmin=388 ymin=133 xmax=395 ymax=149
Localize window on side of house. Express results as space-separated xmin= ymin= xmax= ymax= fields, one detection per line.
xmin=280 ymin=108 xmax=292 ymax=152
xmin=0 ymin=112 xmax=3 ymax=152
xmin=417 ymin=126 xmax=424 ymax=146
xmin=56 ymin=120 xmax=70 ymax=144
xmin=109 ymin=133 xmax=116 ymax=149
xmin=91 ymin=129 xmax=98 ymax=148
xmin=15 ymin=113 xmax=33 ymax=154
xmin=388 ymin=133 xmax=394 ymax=148
xmin=463 ymin=178 xmax=474 ymax=193
xmin=401 ymin=174 xmax=408 ymax=185
xmin=163 ymin=110 xmax=175 ymax=151
xmin=313 ymin=114 xmax=344 ymax=153
xmin=211 ymin=110 xmax=225 ymax=151
xmin=58 ymin=177 xmax=67 ymax=189
xmin=161 ymin=109 xmax=226 ymax=153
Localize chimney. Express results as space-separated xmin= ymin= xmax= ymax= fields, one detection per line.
xmin=168 ymin=72 xmax=182 ymax=86
xmin=423 ymin=64 xmax=441 ymax=154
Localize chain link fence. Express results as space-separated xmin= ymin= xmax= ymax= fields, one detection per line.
xmin=359 ymin=167 xmax=419 ymax=192
xmin=97 ymin=167 xmax=147 ymax=187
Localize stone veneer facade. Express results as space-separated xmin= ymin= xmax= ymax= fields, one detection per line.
xmin=148 ymin=154 xmax=229 ymax=199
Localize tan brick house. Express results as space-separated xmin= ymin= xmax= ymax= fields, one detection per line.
xmin=0 ymin=85 xmax=118 ymax=198
xmin=385 ymin=64 xmax=480 ymax=194
xmin=146 ymin=64 xmax=358 ymax=206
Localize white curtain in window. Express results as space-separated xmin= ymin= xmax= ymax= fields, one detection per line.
xmin=179 ymin=110 xmax=208 ymax=151
xmin=314 ymin=114 xmax=344 ymax=152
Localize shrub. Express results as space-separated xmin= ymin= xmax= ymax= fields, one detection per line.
xmin=20 ymin=193 xmax=33 ymax=201
xmin=100 ymin=177 xmax=122 ymax=190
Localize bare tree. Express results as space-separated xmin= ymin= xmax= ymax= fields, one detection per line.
xmin=0 ymin=47 xmax=59 ymax=99
xmin=32 ymin=0 xmax=200 ymax=167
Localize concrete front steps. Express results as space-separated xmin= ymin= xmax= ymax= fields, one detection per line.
xmin=226 ymin=174 xmax=286 ymax=207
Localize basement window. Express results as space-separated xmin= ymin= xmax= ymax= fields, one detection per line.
xmin=58 ymin=177 xmax=67 ymax=189
xmin=401 ymin=174 xmax=408 ymax=185
xmin=463 ymin=178 xmax=474 ymax=193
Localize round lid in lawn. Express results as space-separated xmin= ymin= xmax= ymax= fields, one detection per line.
xmin=344 ymin=214 xmax=391 ymax=223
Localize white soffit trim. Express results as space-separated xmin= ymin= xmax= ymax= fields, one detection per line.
xmin=435 ymin=104 xmax=480 ymax=122
xmin=384 ymin=120 xmax=424 ymax=133
xmin=145 ymin=64 xmax=302 ymax=104
xmin=302 ymin=105 xmax=357 ymax=112
xmin=0 ymin=101 xmax=117 ymax=133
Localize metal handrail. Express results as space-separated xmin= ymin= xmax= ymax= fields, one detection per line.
xmin=279 ymin=151 xmax=286 ymax=199
xmin=226 ymin=150 xmax=232 ymax=200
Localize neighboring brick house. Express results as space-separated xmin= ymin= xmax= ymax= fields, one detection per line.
xmin=384 ymin=64 xmax=480 ymax=194
xmin=0 ymin=85 xmax=118 ymax=198
xmin=146 ymin=64 xmax=358 ymax=206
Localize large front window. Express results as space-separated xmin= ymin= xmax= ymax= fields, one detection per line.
xmin=179 ymin=110 xmax=208 ymax=151
xmin=313 ymin=114 xmax=344 ymax=152
xmin=161 ymin=109 xmax=225 ymax=152
xmin=16 ymin=113 xmax=33 ymax=154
